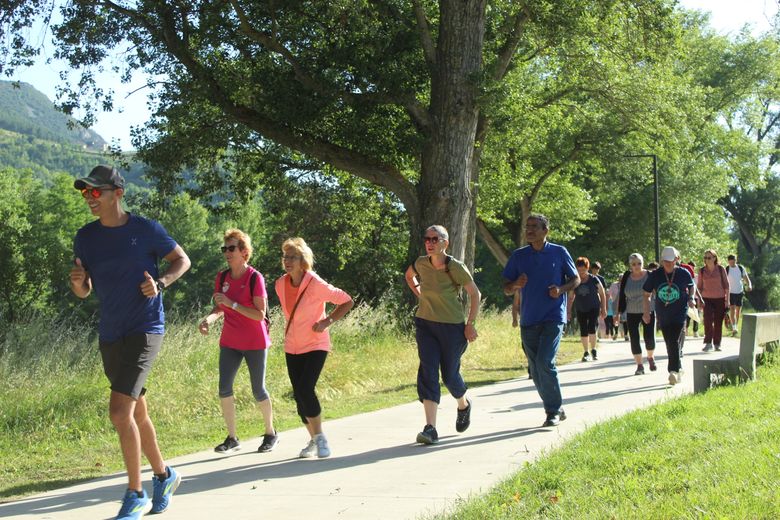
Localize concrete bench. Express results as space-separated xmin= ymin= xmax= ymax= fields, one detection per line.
xmin=693 ymin=312 xmax=780 ymax=393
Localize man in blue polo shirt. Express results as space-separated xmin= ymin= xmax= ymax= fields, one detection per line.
xmin=502 ymin=214 xmax=579 ymax=427
xmin=70 ymin=166 xmax=191 ymax=519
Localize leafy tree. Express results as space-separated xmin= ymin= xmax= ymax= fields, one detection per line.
xmin=0 ymin=0 xmax=678 ymax=267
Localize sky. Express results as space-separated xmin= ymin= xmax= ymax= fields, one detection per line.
xmin=8 ymin=0 xmax=779 ymax=151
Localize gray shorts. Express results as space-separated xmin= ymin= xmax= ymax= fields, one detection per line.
xmin=99 ymin=333 xmax=163 ymax=399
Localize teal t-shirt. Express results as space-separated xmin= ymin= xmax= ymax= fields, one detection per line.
xmin=414 ymin=255 xmax=473 ymax=324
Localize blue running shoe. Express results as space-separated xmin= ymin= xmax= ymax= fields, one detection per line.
xmin=150 ymin=466 xmax=181 ymax=514
xmin=116 ymin=489 xmax=149 ymax=519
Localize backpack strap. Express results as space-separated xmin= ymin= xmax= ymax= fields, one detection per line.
xmin=410 ymin=259 xmax=421 ymax=287
xmin=285 ymin=277 xmax=312 ymax=336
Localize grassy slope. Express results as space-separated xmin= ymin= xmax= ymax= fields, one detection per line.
xmin=436 ymin=352 xmax=780 ymax=519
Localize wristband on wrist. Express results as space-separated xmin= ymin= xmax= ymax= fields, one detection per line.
xmin=231 ymin=301 xmax=239 ymax=310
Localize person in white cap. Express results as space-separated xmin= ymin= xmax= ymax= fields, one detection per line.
xmin=641 ymin=246 xmax=695 ymax=385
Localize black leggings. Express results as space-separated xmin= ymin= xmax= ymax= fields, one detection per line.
xmin=605 ymin=315 xmax=617 ymax=337
xmin=577 ymin=308 xmax=599 ymax=337
xmin=285 ymin=350 xmax=328 ymax=423
xmin=626 ymin=313 xmax=656 ymax=355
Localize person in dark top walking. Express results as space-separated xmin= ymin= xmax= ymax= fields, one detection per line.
xmin=567 ymin=257 xmax=607 ymax=362
xmin=642 ymin=246 xmax=695 ymax=386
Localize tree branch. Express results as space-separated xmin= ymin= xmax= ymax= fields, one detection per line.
xmin=476 ymin=218 xmax=510 ymax=266
xmin=491 ymin=4 xmax=532 ymax=81
xmin=411 ymin=0 xmax=436 ymax=72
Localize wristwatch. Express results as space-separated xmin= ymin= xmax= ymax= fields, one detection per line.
xmin=155 ymin=279 xmax=166 ymax=292
xmin=231 ymin=301 xmax=239 ymax=310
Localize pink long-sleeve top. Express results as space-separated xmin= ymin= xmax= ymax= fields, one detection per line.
xmin=275 ymin=270 xmax=353 ymax=355
xmin=697 ymin=265 xmax=729 ymax=300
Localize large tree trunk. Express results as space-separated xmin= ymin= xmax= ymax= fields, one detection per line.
xmin=413 ymin=0 xmax=486 ymax=264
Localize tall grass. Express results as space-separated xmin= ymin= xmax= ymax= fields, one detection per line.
xmin=1 ymin=305 xmax=581 ymax=499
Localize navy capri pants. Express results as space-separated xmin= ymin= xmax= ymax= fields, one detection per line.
xmin=415 ymin=317 xmax=468 ymax=403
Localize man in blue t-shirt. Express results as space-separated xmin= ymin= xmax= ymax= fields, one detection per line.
xmin=69 ymin=166 xmax=191 ymax=519
xmin=502 ymin=214 xmax=580 ymax=427
xmin=642 ymin=246 xmax=695 ymax=386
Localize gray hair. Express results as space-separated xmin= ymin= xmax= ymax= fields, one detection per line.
xmin=527 ymin=213 xmax=549 ymax=230
xmin=425 ymin=225 xmax=449 ymax=241
xmin=628 ymin=253 xmax=644 ymax=265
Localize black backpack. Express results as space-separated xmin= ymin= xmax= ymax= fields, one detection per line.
xmin=219 ymin=269 xmax=271 ymax=330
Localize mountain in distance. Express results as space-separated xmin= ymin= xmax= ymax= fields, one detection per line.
xmin=0 ymin=80 xmax=107 ymax=150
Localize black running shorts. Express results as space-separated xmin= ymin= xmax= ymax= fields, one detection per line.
xmin=99 ymin=333 xmax=163 ymax=399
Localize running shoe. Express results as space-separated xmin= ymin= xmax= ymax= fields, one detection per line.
xmin=702 ymin=343 xmax=713 ymax=352
xmin=542 ymin=410 xmax=567 ymax=427
xmin=648 ymin=358 xmax=657 ymax=371
xmin=315 ymin=433 xmax=331 ymax=458
xmin=214 ymin=435 xmax=241 ymax=454
xmin=635 ymin=364 xmax=645 ymax=375
xmin=116 ymin=489 xmax=149 ymax=520
xmin=299 ymin=438 xmax=317 ymax=458
xmin=455 ymin=398 xmax=472 ymax=433
xmin=591 ymin=349 xmax=598 ymax=361
xmin=258 ymin=432 xmax=279 ymax=453
xmin=151 ymin=466 xmax=181 ymax=514
xmin=581 ymin=352 xmax=590 ymax=362
xmin=416 ymin=424 xmax=439 ymax=445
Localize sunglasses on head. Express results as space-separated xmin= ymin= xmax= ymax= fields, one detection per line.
xmin=221 ymin=245 xmax=239 ymax=253
xmin=423 ymin=235 xmax=441 ymax=244
xmin=80 ymin=186 xmax=116 ymax=199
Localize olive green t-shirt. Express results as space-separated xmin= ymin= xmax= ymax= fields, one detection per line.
xmin=414 ymin=255 xmax=473 ymax=324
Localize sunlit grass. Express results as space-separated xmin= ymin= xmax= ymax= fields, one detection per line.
xmin=0 ymin=305 xmax=580 ymax=499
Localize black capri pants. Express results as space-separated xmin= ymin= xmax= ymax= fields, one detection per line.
xmin=285 ymin=350 xmax=328 ymax=423
xmin=626 ymin=312 xmax=656 ymax=355
xmin=577 ymin=308 xmax=600 ymax=337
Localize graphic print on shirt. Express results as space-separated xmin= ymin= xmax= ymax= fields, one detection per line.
xmin=657 ymin=282 xmax=681 ymax=305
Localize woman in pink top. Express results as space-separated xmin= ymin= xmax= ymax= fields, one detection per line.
xmin=275 ymin=237 xmax=353 ymax=459
xmin=697 ymin=249 xmax=730 ymax=352
xmin=198 ymin=229 xmax=277 ymax=454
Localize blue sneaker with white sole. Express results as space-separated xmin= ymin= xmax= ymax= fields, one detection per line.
xmin=116 ymin=489 xmax=149 ymax=519
xmin=150 ymin=466 xmax=181 ymax=514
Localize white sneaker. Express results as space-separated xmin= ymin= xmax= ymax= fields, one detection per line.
xmin=299 ymin=438 xmax=317 ymax=458
xmin=315 ymin=433 xmax=331 ymax=458
xmin=668 ymin=372 xmax=679 ymax=385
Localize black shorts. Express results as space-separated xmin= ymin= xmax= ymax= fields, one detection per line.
xmin=99 ymin=333 xmax=163 ymax=399
xmin=729 ymin=293 xmax=744 ymax=307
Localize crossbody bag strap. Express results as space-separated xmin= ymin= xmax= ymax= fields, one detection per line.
xmin=285 ymin=278 xmax=312 ymax=336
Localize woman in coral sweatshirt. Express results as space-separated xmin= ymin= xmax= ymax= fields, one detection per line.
xmin=275 ymin=237 xmax=353 ymax=459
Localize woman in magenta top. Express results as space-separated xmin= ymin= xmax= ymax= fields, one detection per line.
xmin=198 ymin=229 xmax=277 ymax=454
xmin=697 ymin=249 xmax=730 ymax=352
xmin=275 ymin=237 xmax=353 ymax=459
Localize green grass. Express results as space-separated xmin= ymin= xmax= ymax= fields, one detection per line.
xmin=0 ymin=305 xmax=583 ymax=499
xmin=435 ymin=351 xmax=780 ymax=519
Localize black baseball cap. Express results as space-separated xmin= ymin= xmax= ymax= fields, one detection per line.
xmin=74 ymin=165 xmax=126 ymax=190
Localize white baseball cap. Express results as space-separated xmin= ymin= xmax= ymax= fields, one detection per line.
xmin=661 ymin=246 xmax=679 ymax=262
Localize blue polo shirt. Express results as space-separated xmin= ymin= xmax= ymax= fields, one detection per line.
xmin=502 ymin=242 xmax=577 ymax=327
xmin=74 ymin=214 xmax=178 ymax=342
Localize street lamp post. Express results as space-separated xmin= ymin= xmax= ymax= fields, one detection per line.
xmin=624 ymin=154 xmax=660 ymax=263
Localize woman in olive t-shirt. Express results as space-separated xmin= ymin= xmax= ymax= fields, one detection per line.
xmin=404 ymin=225 xmax=481 ymax=445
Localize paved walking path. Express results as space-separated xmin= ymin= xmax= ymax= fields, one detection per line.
xmin=1 ymin=334 xmax=740 ymax=520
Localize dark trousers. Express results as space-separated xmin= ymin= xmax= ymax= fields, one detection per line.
xmin=626 ymin=313 xmax=656 ymax=355
xmin=702 ymin=298 xmax=726 ymax=346
xmin=415 ymin=317 xmax=468 ymax=403
xmin=660 ymin=322 xmax=685 ymax=373
xmin=285 ymin=350 xmax=328 ymax=423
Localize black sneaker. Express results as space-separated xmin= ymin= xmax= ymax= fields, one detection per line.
xmin=258 ymin=432 xmax=279 ymax=453
xmin=542 ymin=410 xmax=567 ymax=427
xmin=581 ymin=352 xmax=590 ymax=362
xmin=648 ymin=358 xmax=657 ymax=371
xmin=416 ymin=424 xmax=439 ymax=444
xmin=635 ymin=364 xmax=645 ymax=375
xmin=455 ymin=398 xmax=472 ymax=433
xmin=214 ymin=435 xmax=241 ymax=453
xmin=591 ymin=349 xmax=598 ymax=361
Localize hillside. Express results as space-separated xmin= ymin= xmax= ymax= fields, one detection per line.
xmin=0 ymin=81 xmax=106 ymax=149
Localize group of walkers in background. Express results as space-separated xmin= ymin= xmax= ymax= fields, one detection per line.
xmin=67 ymin=164 xmax=754 ymax=520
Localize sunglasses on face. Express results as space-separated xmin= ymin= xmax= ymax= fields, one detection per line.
xmin=221 ymin=245 xmax=239 ymax=253
xmin=423 ymin=236 xmax=441 ymax=244
xmin=80 ymin=187 xmax=116 ymax=199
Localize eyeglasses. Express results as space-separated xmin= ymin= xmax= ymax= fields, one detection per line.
xmin=423 ymin=236 xmax=440 ymax=244
xmin=282 ymin=255 xmax=301 ymax=261
xmin=80 ymin=187 xmax=116 ymax=199
xmin=221 ymin=245 xmax=239 ymax=253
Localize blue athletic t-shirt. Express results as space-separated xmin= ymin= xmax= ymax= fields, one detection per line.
xmin=642 ymin=266 xmax=693 ymax=325
xmin=502 ymin=242 xmax=577 ymax=327
xmin=73 ymin=214 xmax=178 ymax=342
